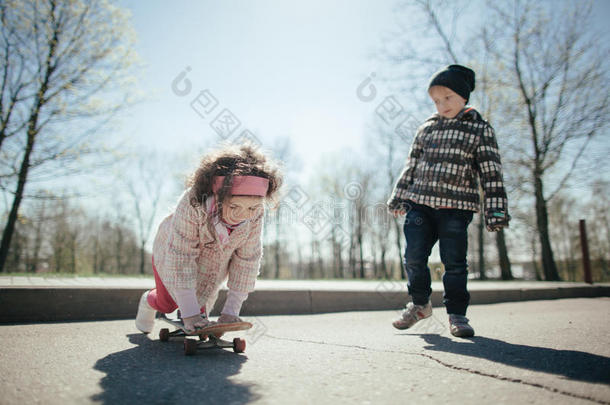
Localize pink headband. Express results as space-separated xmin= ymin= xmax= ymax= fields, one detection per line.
xmin=212 ymin=175 xmax=269 ymax=197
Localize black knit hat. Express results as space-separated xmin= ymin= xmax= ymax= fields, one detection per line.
xmin=428 ymin=64 xmax=476 ymax=102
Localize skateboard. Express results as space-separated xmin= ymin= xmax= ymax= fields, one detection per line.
xmin=158 ymin=314 xmax=253 ymax=356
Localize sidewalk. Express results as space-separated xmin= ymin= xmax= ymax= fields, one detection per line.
xmin=1 ymin=276 xmax=608 ymax=323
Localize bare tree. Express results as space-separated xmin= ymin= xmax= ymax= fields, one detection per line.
xmin=368 ymin=121 xmax=411 ymax=279
xmin=418 ymin=0 xmax=516 ymax=281
xmin=47 ymin=197 xmax=84 ymax=273
xmin=353 ymin=176 xmax=370 ymax=279
xmin=269 ymin=137 xmax=295 ymax=279
xmin=387 ymin=138 xmax=406 ymax=279
xmin=0 ymin=0 xmax=136 ymax=271
xmin=27 ymin=196 xmax=48 ymax=272
xmin=124 ymin=150 xmax=167 ymax=275
xmin=318 ymin=175 xmax=345 ymax=278
xmin=108 ymin=199 xmax=139 ymax=274
xmin=382 ymin=0 xmax=515 ymax=280
xmin=496 ymin=228 xmax=513 ymax=280
xmin=91 ymin=218 xmax=114 ymax=274
xmin=585 ymin=181 xmax=610 ymax=280
xmin=549 ymin=193 xmax=578 ymax=281
xmin=483 ymin=0 xmax=609 ymax=280
xmin=389 ymin=0 xmax=608 ymax=281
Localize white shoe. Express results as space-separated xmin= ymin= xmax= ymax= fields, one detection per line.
xmin=135 ymin=291 xmax=156 ymax=334
xmin=392 ymin=301 xmax=432 ymax=330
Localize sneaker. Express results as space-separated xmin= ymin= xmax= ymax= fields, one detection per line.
xmin=135 ymin=291 xmax=156 ymax=334
xmin=449 ymin=314 xmax=475 ymax=337
xmin=392 ymin=302 xmax=432 ymax=330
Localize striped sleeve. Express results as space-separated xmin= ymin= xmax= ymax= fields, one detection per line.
xmin=162 ymin=191 xmax=201 ymax=289
xmin=476 ymin=124 xmax=510 ymax=228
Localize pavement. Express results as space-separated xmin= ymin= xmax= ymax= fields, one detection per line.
xmin=1 ymin=276 xmax=609 ymax=323
xmin=1 ymin=298 xmax=609 ymax=404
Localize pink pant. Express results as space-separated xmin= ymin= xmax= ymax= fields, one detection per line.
xmin=148 ymin=257 xmax=205 ymax=315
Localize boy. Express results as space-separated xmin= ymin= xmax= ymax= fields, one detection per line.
xmin=387 ymin=64 xmax=509 ymax=337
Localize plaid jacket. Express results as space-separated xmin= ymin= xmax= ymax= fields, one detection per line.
xmin=387 ymin=107 xmax=509 ymax=227
xmin=152 ymin=188 xmax=264 ymax=310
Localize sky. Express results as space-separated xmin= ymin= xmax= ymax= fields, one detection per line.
xmin=97 ymin=0 xmax=610 ymax=258
xmin=118 ymin=0 xmax=399 ymax=184
xmin=116 ymin=0 xmax=610 ymax=189
xmin=91 ymin=0 xmax=411 ymax=253
xmin=3 ymin=0 xmax=604 ymax=262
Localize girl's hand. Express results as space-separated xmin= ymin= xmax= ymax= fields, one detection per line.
xmin=182 ymin=314 xmax=210 ymax=333
xmin=391 ymin=209 xmax=406 ymax=218
xmin=218 ymin=313 xmax=242 ymax=324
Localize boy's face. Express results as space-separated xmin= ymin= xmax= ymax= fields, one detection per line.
xmin=221 ymin=195 xmax=264 ymax=225
xmin=428 ymin=85 xmax=467 ymax=119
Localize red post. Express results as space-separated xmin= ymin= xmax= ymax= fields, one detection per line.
xmin=579 ymin=219 xmax=593 ymax=284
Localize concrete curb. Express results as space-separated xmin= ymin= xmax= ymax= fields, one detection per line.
xmin=1 ymin=284 xmax=609 ymax=323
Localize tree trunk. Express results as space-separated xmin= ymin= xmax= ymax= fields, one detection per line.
xmin=380 ymin=248 xmax=388 ymax=279
xmin=372 ymin=243 xmax=378 ymax=278
xmin=358 ymin=233 xmax=364 ymax=278
xmin=274 ymin=205 xmax=281 ymax=279
xmin=0 ymin=5 xmax=58 ymax=272
xmin=393 ymin=218 xmax=405 ymax=279
xmin=69 ymin=231 xmax=77 ymax=274
xmin=335 ymin=239 xmax=344 ymax=278
xmin=530 ymin=231 xmax=542 ymax=281
xmin=31 ymin=207 xmax=45 ymax=273
xmin=0 ymin=122 xmax=37 ymax=272
xmin=349 ymin=203 xmax=356 ymax=278
xmin=296 ymin=241 xmax=303 ymax=279
xmin=357 ymin=205 xmax=365 ymax=278
xmin=534 ymin=174 xmax=560 ymax=280
xmin=496 ymin=229 xmax=513 ymax=280
xmin=330 ymin=227 xmax=341 ymax=278
xmin=308 ymin=239 xmax=315 ymax=279
xmin=139 ymin=242 xmax=146 ymax=275
xmin=115 ymin=227 xmax=123 ymax=274
xmin=478 ymin=211 xmax=486 ymax=280
xmin=53 ymin=235 xmax=63 ymax=273
xmin=93 ymin=233 xmax=99 ymax=274
xmin=316 ymin=240 xmax=324 ymax=279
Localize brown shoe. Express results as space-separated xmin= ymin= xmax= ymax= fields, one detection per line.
xmin=449 ymin=314 xmax=475 ymax=337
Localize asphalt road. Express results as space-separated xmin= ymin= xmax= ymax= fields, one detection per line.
xmin=1 ymin=298 xmax=609 ymax=405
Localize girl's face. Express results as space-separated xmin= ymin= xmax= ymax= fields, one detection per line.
xmin=428 ymin=85 xmax=467 ymax=119
xmin=220 ymin=195 xmax=264 ymax=225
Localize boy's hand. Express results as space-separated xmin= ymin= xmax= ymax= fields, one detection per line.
xmin=486 ymin=223 xmax=506 ymax=232
xmin=485 ymin=210 xmax=510 ymax=232
xmin=183 ymin=314 xmax=210 ymax=332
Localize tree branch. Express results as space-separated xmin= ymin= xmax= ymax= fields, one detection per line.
xmin=546 ymin=133 xmax=594 ymax=201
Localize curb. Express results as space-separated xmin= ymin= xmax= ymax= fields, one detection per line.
xmin=1 ymin=284 xmax=609 ymax=323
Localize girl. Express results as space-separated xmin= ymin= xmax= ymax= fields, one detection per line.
xmin=135 ymin=143 xmax=282 ymax=333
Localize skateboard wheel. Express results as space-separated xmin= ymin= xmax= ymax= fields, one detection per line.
xmin=233 ymin=338 xmax=246 ymax=353
xmin=199 ymin=334 xmax=208 ymax=341
xmin=184 ymin=338 xmax=197 ymax=355
xmin=159 ymin=328 xmax=170 ymax=342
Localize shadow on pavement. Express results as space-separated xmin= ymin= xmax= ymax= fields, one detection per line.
xmin=415 ymin=334 xmax=610 ymax=385
xmin=91 ymin=333 xmax=259 ymax=404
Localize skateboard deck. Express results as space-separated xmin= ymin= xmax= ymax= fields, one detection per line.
xmin=158 ymin=314 xmax=252 ymax=355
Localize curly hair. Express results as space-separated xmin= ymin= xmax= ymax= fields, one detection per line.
xmin=187 ymin=142 xmax=283 ymax=212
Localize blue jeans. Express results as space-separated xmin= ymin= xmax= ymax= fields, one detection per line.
xmin=403 ymin=202 xmax=473 ymax=315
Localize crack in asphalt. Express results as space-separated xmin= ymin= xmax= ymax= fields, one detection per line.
xmin=264 ymin=334 xmax=609 ymax=405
